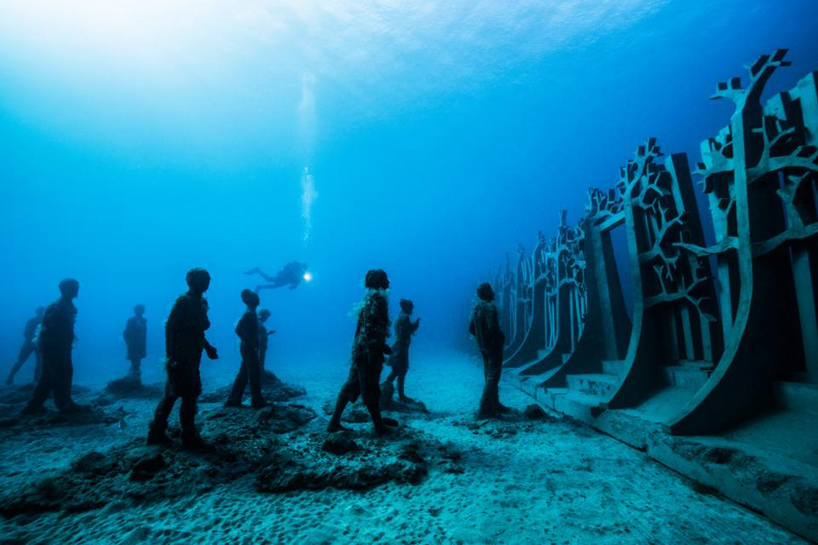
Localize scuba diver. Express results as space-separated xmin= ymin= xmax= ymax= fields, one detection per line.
xmin=328 ymin=269 xmax=398 ymax=435
xmin=468 ymin=282 xmax=511 ymax=419
xmin=384 ymin=299 xmax=421 ymax=402
xmin=123 ymin=304 xmax=147 ymax=382
xmin=147 ymin=268 xmax=219 ymax=449
xmin=244 ymin=261 xmax=309 ymax=292
xmin=6 ymin=306 xmax=45 ymax=386
xmin=23 ymin=279 xmax=82 ymax=414
xmin=258 ymin=309 xmax=278 ymax=384
xmin=225 ymin=289 xmax=266 ymax=409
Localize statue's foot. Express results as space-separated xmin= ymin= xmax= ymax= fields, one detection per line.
xmin=60 ymin=403 xmax=86 ymax=414
xmin=182 ymin=433 xmax=211 ymax=451
xmin=327 ymin=421 xmax=351 ymax=433
xmin=146 ymin=430 xmax=172 ymax=446
xmin=477 ymin=408 xmax=499 ymax=420
xmin=374 ymin=423 xmax=396 ymax=436
xmin=21 ymin=405 xmax=45 ymax=416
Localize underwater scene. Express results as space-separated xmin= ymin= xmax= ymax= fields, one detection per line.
xmin=2 ymin=1 xmax=818 ymax=543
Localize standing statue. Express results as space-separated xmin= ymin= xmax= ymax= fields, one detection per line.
xmin=123 ymin=304 xmax=147 ymax=382
xmin=244 ymin=261 xmax=309 ymax=292
xmin=147 ymin=268 xmax=219 ymax=449
xmin=6 ymin=306 xmax=45 ymax=386
xmin=384 ymin=299 xmax=421 ymax=402
xmin=469 ymin=282 xmax=510 ymax=418
xmin=327 ymin=269 xmax=398 ymax=435
xmin=225 ymin=290 xmax=266 ymax=409
xmin=258 ymin=309 xmax=278 ymax=384
xmin=23 ymin=279 xmax=82 ymax=414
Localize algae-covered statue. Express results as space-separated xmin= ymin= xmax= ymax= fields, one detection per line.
xmin=225 ymin=289 xmax=266 ymax=409
xmin=469 ymin=282 xmax=510 ymax=418
xmin=258 ymin=308 xmax=278 ymax=384
xmin=328 ymin=269 xmax=398 ymax=435
xmin=6 ymin=306 xmax=45 ymax=386
xmin=384 ymin=299 xmax=420 ymax=402
xmin=147 ymin=268 xmax=219 ymax=449
xmin=23 ymin=279 xmax=82 ymax=414
xmin=244 ymin=261 xmax=309 ymax=292
xmin=123 ymin=304 xmax=147 ymax=382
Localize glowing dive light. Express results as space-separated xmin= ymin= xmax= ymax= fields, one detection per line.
xmin=303 ymin=272 xmax=313 ymax=282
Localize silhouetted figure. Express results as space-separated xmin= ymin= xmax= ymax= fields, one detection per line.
xmin=385 ymin=299 xmax=421 ymax=402
xmin=328 ymin=269 xmax=398 ymax=435
xmin=469 ymin=282 xmax=510 ymax=418
xmin=258 ymin=309 xmax=278 ymax=384
xmin=147 ymin=268 xmax=219 ymax=449
xmin=123 ymin=304 xmax=147 ymax=382
xmin=23 ymin=280 xmax=81 ymax=414
xmin=244 ymin=261 xmax=308 ymax=292
xmin=225 ymin=290 xmax=266 ymax=409
xmin=6 ymin=306 xmax=45 ymax=386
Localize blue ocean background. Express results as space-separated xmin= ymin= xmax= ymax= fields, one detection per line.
xmin=1 ymin=0 xmax=817 ymax=386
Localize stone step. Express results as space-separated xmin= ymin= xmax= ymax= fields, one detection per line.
xmin=542 ymin=388 xmax=605 ymax=424
xmin=562 ymin=353 xmax=572 ymax=365
xmin=602 ymin=360 xmax=625 ymax=375
xmin=774 ymin=381 xmax=818 ymax=416
xmin=663 ymin=365 xmax=712 ymax=389
xmin=566 ymin=373 xmax=618 ymax=397
xmin=676 ymin=359 xmax=715 ymax=368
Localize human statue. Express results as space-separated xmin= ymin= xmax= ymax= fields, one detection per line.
xmin=244 ymin=261 xmax=309 ymax=292
xmin=147 ymin=268 xmax=219 ymax=449
xmin=225 ymin=289 xmax=266 ymax=409
xmin=6 ymin=306 xmax=45 ymax=386
xmin=123 ymin=304 xmax=147 ymax=382
xmin=468 ymin=282 xmax=510 ymax=418
xmin=327 ymin=269 xmax=398 ymax=435
xmin=23 ymin=279 xmax=82 ymax=414
xmin=384 ymin=299 xmax=420 ymax=402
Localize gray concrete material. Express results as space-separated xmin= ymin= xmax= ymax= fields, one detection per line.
xmin=567 ymin=373 xmax=618 ymax=397
xmin=647 ymin=433 xmax=818 ymax=543
xmin=775 ymin=382 xmax=818 ymax=416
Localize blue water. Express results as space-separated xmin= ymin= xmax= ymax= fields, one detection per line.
xmin=1 ymin=0 xmax=817 ymax=385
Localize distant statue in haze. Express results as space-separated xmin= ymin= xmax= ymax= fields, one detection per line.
xmin=23 ymin=279 xmax=82 ymax=414
xmin=327 ymin=269 xmax=398 ymax=435
xmin=6 ymin=306 xmax=45 ymax=386
xmin=123 ymin=304 xmax=147 ymax=382
xmin=468 ymin=282 xmax=510 ymax=419
xmin=244 ymin=261 xmax=309 ymax=292
xmin=384 ymin=299 xmax=421 ymax=402
xmin=258 ymin=309 xmax=278 ymax=384
xmin=225 ymin=289 xmax=266 ymax=409
xmin=147 ymin=268 xmax=219 ymax=449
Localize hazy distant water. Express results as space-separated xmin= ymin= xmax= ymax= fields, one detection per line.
xmin=1 ymin=0 xmax=817 ymax=383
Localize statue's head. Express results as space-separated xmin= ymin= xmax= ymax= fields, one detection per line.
xmin=186 ymin=268 xmax=211 ymax=294
xmin=134 ymin=304 xmax=146 ymax=316
xmin=59 ymin=278 xmax=80 ymax=299
xmin=476 ymin=282 xmax=495 ymax=302
xmin=241 ymin=288 xmax=260 ymax=309
xmin=399 ymin=299 xmax=414 ymax=314
xmin=364 ymin=269 xmax=390 ymax=291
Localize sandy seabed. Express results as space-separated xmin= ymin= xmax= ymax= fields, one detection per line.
xmin=0 ymin=355 xmax=805 ymax=545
